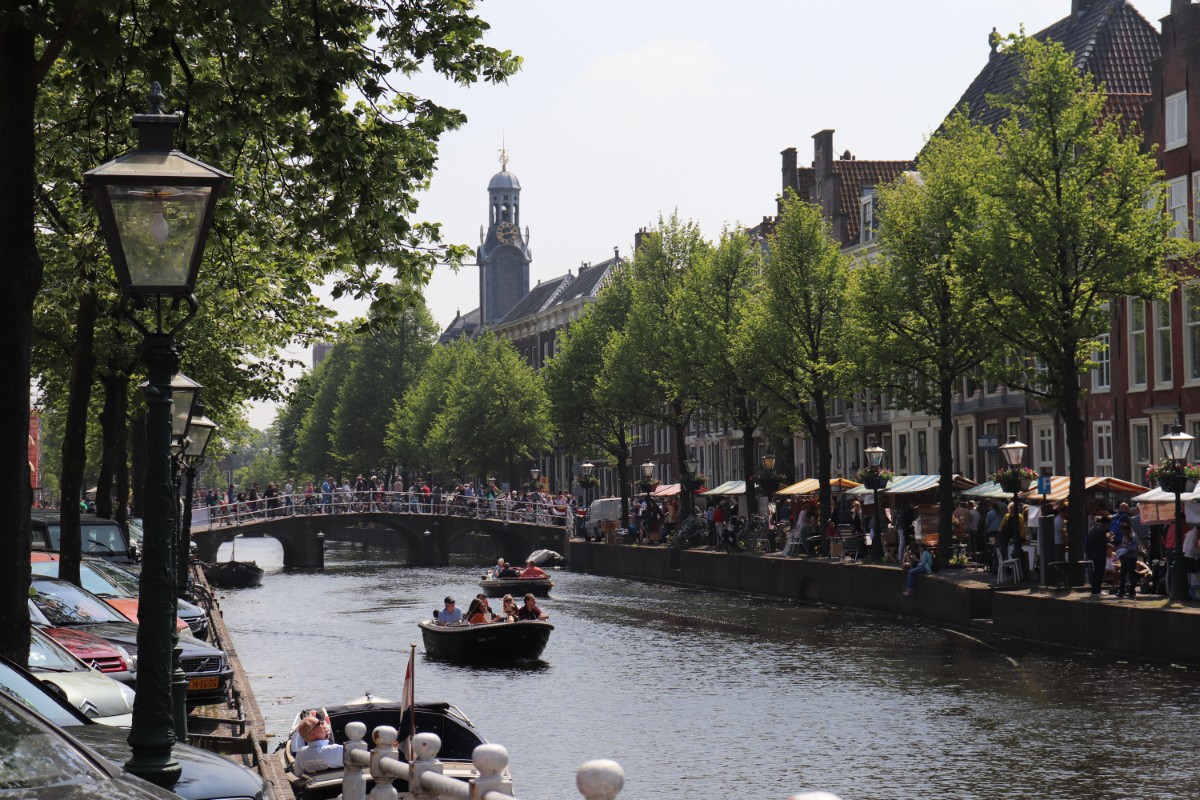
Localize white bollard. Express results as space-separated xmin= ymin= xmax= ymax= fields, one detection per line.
xmin=369 ymin=725 xmax=400 ymax=800
xmin=576 ymin=759 xmax=624 ymax=800
xmin=471 ymin=743 xmax=513 ymax=798
xmin=342 ymin=721 xmax=369 ymax=800
xmin=408 ymin=732 xmax=444 ymax=799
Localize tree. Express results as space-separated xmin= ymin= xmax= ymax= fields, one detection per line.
xmin=387 ymin=342 xmax=460 ymax=475
xmin=959 ymin=36 xmax=1173 ymax=559
xmin=747 ymin=190 xmax=852 ymax=531
xmin=673 ymin=227 xmax=769 ymax=509
xmin=848 ymin=134 xmax=995 ymax=564
xmin=543 ymin=269 xmax=637 ymax=518
xmin=294 ymin=342 xmax=353 ymax=481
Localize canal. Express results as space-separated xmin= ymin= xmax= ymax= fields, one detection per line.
xmin=216 ymin=537 xmax=1200 ymax=800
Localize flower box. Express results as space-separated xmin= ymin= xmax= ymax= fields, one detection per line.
xmin=864 ymin=475 xmax=889 ymax=491
xmin=1158 ymin=474 xmax=1192 ymax=494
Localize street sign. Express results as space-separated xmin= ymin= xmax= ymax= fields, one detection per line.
xmin=1038 ymin=475 xmax=1052 ymax=495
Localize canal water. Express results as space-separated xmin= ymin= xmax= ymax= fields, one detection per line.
xmin=216 ymin=537 xmax=1200 ymax=800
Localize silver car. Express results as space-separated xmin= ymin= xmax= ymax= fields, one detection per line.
xmin=28 ymin=626 xmax=135 ymax=727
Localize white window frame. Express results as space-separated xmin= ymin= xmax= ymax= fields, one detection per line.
xmin=860 ymin=190 xmax=877 ymax=245
xmin=1186 ymin=283 xmax=1200 ymax=386
xmin=1155 ymin=298 xmax=1173 ymax=388
xmin=1168 ymin=176 xmax=1189 ymax=238
xmin=1131 ymin=420 xmax=1152 ymax=477
xmin=1034 ymin=423 xmax=1054 ymax=473
xmin=1093 ymin=421 xmax=1114 ymax=478
xmin=1167 ymin=90 xmax=1188 ymax=151
xmin=1130 ymin=299 xmax=1148 ymax=390
xmin=1192 ymin=172 xmax=1200 ymax=242
xmin=1092 ymin=332 xmax=1111 ymax=392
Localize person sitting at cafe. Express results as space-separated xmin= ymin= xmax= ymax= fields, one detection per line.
xmin=515 ymin=593 xmax=549 ymax=621
xmin=520 ymin=559 xmax=548 ymax=578
xmin=435 ymin=596 xmax=463 ymax=626
xmin=294 ymin=711 xmax=344 ymax=774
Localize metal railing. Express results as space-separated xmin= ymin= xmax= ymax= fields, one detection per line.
xmin=193 ymin=491 xmax=576 ymax=530
xmin=334 ymin=723 xmax=841 ymax=800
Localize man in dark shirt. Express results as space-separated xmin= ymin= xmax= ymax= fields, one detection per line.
xmin=1085 ymin=514 xmax=1111 ymax=596
xmin=515 ymin=593 xmax=548 ymax=621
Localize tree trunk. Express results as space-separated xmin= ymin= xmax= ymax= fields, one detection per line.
xmin=811 ymin=392 xmax=833 ymax=530
xmin=1061 ymin=362 xmax=1087 ymax=562
xmin=742 ymin=423 xmax=757 ymax=512
xmin=58 ymin=288 xmax=99 ymax=588
xmin=113 ymin=375 xmax=129 ymax=531
xmin=95 ymin=372 xmax=122 ymax=519
xmin=130 ymin=408 xmax=146 ymax=518
xmin=937 ymin=378 xmax=955 ymax=565
xmin=0 ymin=16 xmax=40 ymax=663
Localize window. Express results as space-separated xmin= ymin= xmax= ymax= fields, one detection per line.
xmin=1094 ymin=422 xmax=1113 ymax=477
xmin=1167 ymin=177 xmax=1188 ymax=238
xmin=984 ymin=421 xmax=999 ymax=476
xmin=1130 ymin=299 xmax=1148 ymax=389
xmin=963 ymin=425 xmax=975 ymax=481
xmin=1187 ymin=284 xmax=1200 ymax=384
xmin=1036 ymin=425 xmax=1054 ymax=472
xmin=1132 ymin=420 xmax=1151 ymax=475
xmin=897 ymin=433 xmax=909 ymax=473
xmin=1092 ymin=333 xmax=1110 ymax=391
xmin=917 ymin=431 xmax=927 ymax=474
xmin=1155 ymin=299 xmax=1173 ymax=387
xmin=1192 ymin=172 xmax=1200 ymax=241
xmin=1008 ymin=419 xmax=1021 ymax=441
xmin=1167 ymin=91 xmax=1188 ymax=150
xmin=860 ymin=189 xmax=877 ymax=245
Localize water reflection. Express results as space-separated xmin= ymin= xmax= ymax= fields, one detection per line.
xmin=216 ymin=538 xmax=1200 ymax=800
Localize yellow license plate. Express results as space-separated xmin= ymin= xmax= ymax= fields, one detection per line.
xmin=188 ymin=677 xmax=220 ymax=690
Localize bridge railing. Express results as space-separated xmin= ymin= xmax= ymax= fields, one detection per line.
xmin=334 ymin=724 xmax=838 ymax=800
xmin=193 ymin=491 xmax=575 ymax=530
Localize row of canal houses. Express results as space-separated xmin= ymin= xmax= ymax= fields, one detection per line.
xmin=635 ymin=0 xmax=1200 ymax=496
xmin=472 ymin=0 xmax=1200 ymax=499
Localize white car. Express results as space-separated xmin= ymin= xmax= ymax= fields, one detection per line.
xmin=28 ymin=626 xmax=135 ymax=727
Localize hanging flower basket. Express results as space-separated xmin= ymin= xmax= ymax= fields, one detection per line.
xmin=681 ymin=474 xmax=707 ymax=492
xmin=990 ymin=466 xmax=1036 ymax=494
xmin=855 ymin=467 xmax=894 ymax=491
xmin=755 ymin=470 xmax=786 ymax=495
xmin=637 ymin=478 xmax=660 ymax=493
xmin=1145 ymin=461 xmax=1200 ymax=494
xmin=576 ymin=475 xmax=599 ymax=489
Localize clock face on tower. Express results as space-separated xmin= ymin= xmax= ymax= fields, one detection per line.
xmin=496 ymin=221 xmax=518 ymax=244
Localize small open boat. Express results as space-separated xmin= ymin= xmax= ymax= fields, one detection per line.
xmin=281 ymin=694 xmax=499 ymax=800
xmin=419 ymin=619 xmax=553 ymax=662
xmin=202 ymin=560 xmax=263 ymax=589
xmin=478 ymin=576 xmax=554 ymax=598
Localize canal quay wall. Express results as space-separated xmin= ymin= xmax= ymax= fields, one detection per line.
xmin=566 ymin=543 xmax=1200 ymax=667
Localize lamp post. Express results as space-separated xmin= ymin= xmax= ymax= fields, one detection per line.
xmin=178 ymin=412 xmax=216 ymax=595
xmin=581 ymin=460 xmax=595 ymax=506
xmin=1161 ymin=423 xmax=1195 ymax=602
xmin=865 ymin=439 xmax=887 ymax=560
xmin=84 ymin=82 xmax=231 ymax=789
xmin=998 ymin=435 xmax=1029 ymax=577
xmin=683 ymin=455 xmax=699 ymax=517
xmin=639 ymin=460 xmax=655 ymax=493
xmin=530 ymin=467 xmax=540 ymax=489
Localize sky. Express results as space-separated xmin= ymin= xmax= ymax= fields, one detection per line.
xmin=247 ymin=0 xmax=1175 ymax=428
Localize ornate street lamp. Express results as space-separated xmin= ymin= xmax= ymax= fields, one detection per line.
xmin=84 ymin=82 xmax=231 ymax=789
xmin=865 ymin=438 xmax=887 ymax=560
xmin=530 ymin=467 xmax=540 ymax=484
xmin=762 ymin=453 xmax=777 ymax=472
xmin=639 ymin=460 xmax=656 ymax=495
xmin=682 ymin=455 xmax=700 ymax=516
xmin=178 ymin=411 xmax=216 ymax=594
xmin=1161 ymin=423 xmax=1195 ymax=602
xmin=998 ymin=435 xmax=1029 ymax=576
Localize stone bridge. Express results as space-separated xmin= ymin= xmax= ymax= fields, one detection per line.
xmin=190 ymin=510 xmax=568 ymax=569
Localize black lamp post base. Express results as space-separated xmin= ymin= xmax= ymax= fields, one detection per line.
xmin=124 ymin=747 xmax=181 ymax=788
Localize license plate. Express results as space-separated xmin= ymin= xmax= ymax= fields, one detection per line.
xmin=188 ymin=677 xmax=220 ymax=690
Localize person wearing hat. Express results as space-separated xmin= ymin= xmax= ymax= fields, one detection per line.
xmin=294 ymin=711 xmax=344 ymax=774
xmin=435 ymin=597 xmax=463 ymax=626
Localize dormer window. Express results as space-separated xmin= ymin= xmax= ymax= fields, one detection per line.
xmin=1167 ymin=91 xmax=1188 ymax=151
xmin=860 ymin=188 xmax=878 ymax=244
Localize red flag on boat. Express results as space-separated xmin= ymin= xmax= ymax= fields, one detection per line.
xmin=401 ymin=643 xmax=415 ymax=760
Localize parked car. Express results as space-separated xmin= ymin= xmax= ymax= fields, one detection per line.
xmin=28 ymin=577 xmax=233 ymax=708
xmin=82 ymin=554 xmax=210 ymax=640
xmin=583 ymin=496 xmax=623 ymax=541
xmin=30 ymin=510 xmax=136 ymax=564
xmin=34 ymin=623 xmax=136 ymax=686
xmin=28 ymin=626 xmax=136 ymax=726
xmin=31 ymin=552 xmax=191 ymax=634
xmin=0 ymin=656 xmax=265 ymax=800
xmin=0 ymin=686 xmax=177 ymax=799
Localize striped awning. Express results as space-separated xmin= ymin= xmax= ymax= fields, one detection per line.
xmin=1019 ymin=476 xmax=1148 ymax=502
xmin=962 ymin=481 xmax=1013 ymax=499
xmin=1130 ymin=487 xmax=1200 ymax=503
xmin=846 ymin=474 xmax=977 ymax=496
xmin=778 ymin=478 xmax=862 ymax=495
xmin=652 ymin=483 xmax=679 ymax=496
xmin=705 ymin=480 xmax=745 ymax=496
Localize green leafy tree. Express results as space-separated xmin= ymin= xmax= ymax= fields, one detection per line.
xmin=294 ymin=343 xmax=353 ymax=481
xmin=848 ymin=138 xmax=995 ymax=563
xmin=674 ymin=227 xmax=769 ymax=508
xmin=746 ymin=190 xmax=852 ymax=530
xmin=958 ymin=35 xmax=1173 ymax=559
xmin=387 ymin=342 xmax=460 ymax=475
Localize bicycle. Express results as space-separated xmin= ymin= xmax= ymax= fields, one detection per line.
xmin=737 ymin=514 xmax=771 ymax=554
xmin=667 ymin=512 xmax=709 ymax=549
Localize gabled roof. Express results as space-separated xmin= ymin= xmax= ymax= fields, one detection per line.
xmin=496 ymin=274 xmax=571 ymax=326
xmin=557 ymin=257 xmax=619 ymax=305
xmin=790 ymin=158 xmax=913 ymax=245
xmin=943 ymin=0 xmax=1159 ymax=131
xmin=492 ymin=254 xmax=623 ymax=329
xmin=438 ymin=307 xmax=481 ymax=344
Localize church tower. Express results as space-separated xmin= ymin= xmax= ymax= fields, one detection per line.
xmin=477 ymin=148 xmax=532 ymax=327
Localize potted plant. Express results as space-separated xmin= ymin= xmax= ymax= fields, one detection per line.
xmin=990 ymin=465 xmax=1038 ymax=494
xmin=576 ymin=474 xmax=599 ymax=490
xmin=1145 ymin=460 xmax=1200 ymax=494
xmin=680 ymin=473 xmax=707 ymax=492
xmin=754 ymin=469 xmax=786 ymax=495
xmin=637 ymin=478 xmax=660 ymax=493
xmin=854 ymin=466 xmax=894 ymax=491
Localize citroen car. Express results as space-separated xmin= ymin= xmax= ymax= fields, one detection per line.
xmin=28 ymin=626 xmax=136 ymax=726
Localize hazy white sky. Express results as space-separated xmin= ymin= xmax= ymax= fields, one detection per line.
xmin=247 ymin=0 xmax=1174 ymax=428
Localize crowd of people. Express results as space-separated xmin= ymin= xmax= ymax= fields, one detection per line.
xmin=434 ymin=590 xmax=549 ymax=627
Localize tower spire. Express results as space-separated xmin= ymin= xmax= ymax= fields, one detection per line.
xmin=499 ymin=136 xmax=509 ymax=172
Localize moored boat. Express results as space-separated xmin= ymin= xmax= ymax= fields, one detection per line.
xmin=478 ymin=576 xmax=554 ymax=597
xmin=202 ymin=560 xmax=264 ymax=589
xmin=281 ymin=694 xmax=498 ymax=800
xmin=418 ymin=619 xmax=553 ymax=662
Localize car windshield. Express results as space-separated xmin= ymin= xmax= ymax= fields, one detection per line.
xmin=0 ymin=701 xmax=96 ymax=789
xmin=30 ymin=561 xmax=134 ymax=599
xmin=0 ymin=661 xmax=84 ymax=728
xmin=28 ymin=629 xmax=85 ymax=673
xmin=30 ymin=580 xmax=127 ymax=626
xmin=81 ymin=559 xmax=140 ymax=596
xmin=46 ymin=523 xmax=127 ymax=556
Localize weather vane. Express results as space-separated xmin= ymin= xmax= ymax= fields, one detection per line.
xmin=498 ymin=138 xmax=509 ymax=171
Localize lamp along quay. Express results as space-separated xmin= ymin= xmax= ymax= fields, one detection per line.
xmin=1160 ymin=423 xmax=1195 ymax=603
xmin=998 ymin=435 xmax=1030 ymax=576
xmin=864 ymin=438 xmax=887 ymax=560
xmin=84 ymin=81 xmax=232 ymax=788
